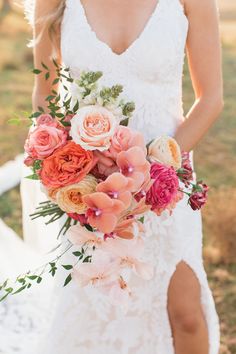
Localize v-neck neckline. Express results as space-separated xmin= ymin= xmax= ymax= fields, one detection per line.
xmin=77 ymin=0 xmax=161 ymax=57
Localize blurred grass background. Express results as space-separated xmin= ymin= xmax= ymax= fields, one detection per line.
xmin=0 ymin=0 xmax=235 ymax=352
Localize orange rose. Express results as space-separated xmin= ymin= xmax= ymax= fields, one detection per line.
xmin=40 ymin=141 xmax=96 ymax=188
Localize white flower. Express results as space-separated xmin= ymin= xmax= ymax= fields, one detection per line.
xmin=70 ymin=105 xmax=118 ymax=151
xmin=148 ymin=136 xmax=182 ymax=169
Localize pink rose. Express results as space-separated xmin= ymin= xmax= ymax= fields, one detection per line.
xmin=36 ymin=114 xmax=56 ymax=126
xmin=70 ymin=105 xmax=118 ymax=151
xmin=24 ymin=155 xmax=35 ymax=167
xmin=108 ymin=126 xmax=146 ymax=158
xmin=189 ymin=183 xmax=209 ymax=210
xmin=146 ymin=162 xmax=180 ymax=215
xmin=25 ymin=124 xmax=68 ymax=160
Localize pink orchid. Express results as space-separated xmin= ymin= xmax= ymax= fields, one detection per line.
xmin=67 ymin=224 xmax=103 ymax=248
xmin=96 ymin=172 xmax=133 ymax=209
xmin=72 ymin=253 xmax=119 ymax=287
xmin=117 ymin=146 xmax=150 ymax=192
xmin=83 ymin=192 xmax=125 ymax=233
xmin=101 ymin=237 xmax=153 ymax=280
xmin=104 ymin=277 xmax=132 ymax=310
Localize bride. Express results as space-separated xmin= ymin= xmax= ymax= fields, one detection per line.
xmin=1 ymin=0 xmax=223 ymax=353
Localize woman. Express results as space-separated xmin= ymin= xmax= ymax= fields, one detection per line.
xmin=19 ymin=0 xmax=223 ymax=353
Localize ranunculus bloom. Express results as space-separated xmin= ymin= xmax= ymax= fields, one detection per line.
xmin=70 ymin=105 xmax=118 ymax=151
xmin=56 ymin=175 xmax=98 ymax=214
xmin=40 ymin=141 xmax=96 ymax=188
xmin=148 ymin=136 xmax=182 ymax=170
xmin=83 ymin=192 xmax=125 ymax=234
xmin=189 ymin=183 xmax=209 ymax=210
xmin=146 ymin=162 xmax=181 ymax=215
xmin=36 ymin=114 xmax=56 ymax=126
xmin=24 ymin=124 xmax=68 ymax=159
xmin=96 ymin=172 xmax=133 ymax=209
xmin=117 ymin=146 xmax=150 ymax=191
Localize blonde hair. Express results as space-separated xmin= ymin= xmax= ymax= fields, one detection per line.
xmin=33 ymin=0 xmax=66 ymax=56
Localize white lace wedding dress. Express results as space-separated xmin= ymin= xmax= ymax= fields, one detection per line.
xmin=0 ymin=0 xmax=220 ymax=353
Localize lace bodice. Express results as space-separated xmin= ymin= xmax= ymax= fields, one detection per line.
xmin=61 ymin=0 xmax=189 ymax=142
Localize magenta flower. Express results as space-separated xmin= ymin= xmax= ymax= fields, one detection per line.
xmin=189 ymin=183 xmax=209 ymax=210
xmin=177 ymin=152 xmax=193 ymax=187
xmin=146 ymin=162 xmax=180 ymax=215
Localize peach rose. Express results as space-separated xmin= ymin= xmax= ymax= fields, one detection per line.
xmin=56 ymin=175 xmax=98 ymax=214
xmin=148 ymin=136 xmax=182 ymax=169
xmin=70 ymin=105 xmax=118 ymax=151
xmin=109 ymin=126 xmax=146 ymax=158
xmin=40 ymin=141 xmax=96 ymax=188
xmin=24 ymin=124 xmax=68 ymax=159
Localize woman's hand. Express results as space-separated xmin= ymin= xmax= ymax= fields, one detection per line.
xmin=174 ymin=0 xmax=224 ymax=152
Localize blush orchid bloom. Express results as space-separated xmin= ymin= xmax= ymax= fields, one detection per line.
xmin=67 ymin=224 xmax=104 ymax=248
xmin=73 ymin=253 xmax=120 ymax=288
xmin=117 ymin=146 xmax=150 ymax=191
xmin=83 ymin=192 xmax=125 ymax=234
xmin=101 ymin=237 xmax=153 ymax=280
xmin=96 ymin=172 xmax=133 ymax=209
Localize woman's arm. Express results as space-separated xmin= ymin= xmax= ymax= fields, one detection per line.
xmin=32 ymin=0 xmax=61 ymax=111
xmin=174 ymin=0 xmax=224 ymax=152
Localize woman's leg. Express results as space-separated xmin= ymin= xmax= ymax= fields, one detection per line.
xmin=167 ymin=261 xmax=209 ymax=354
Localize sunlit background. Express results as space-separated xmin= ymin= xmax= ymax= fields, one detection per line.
xmin=0 ymin=0 xmax=235 ymax=353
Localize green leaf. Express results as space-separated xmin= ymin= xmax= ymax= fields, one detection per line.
xmin=41 ymin=62 xmax=49 ymax=70
xmin=73 ymin=251 xmax=82 ymax=257
xmin=31 ymin=111 xmax=42 ymax=118
xmin=12 ymin=285 xmax=27 ymax=295
xmin=73 ymin=100 xmax=79 ymax=112
xmin=25 ymin=174 xmax=39 ymax=180
xmin=27 ymin=275 xmax=38 ymax=280
xmin=8 ymin=118 xmax=21 ymax=125
xmin=37 ymin=277 xmax=42 ymax=284
xmin=32 ymin=69 xmax=42 ymax=75
xmin=138 ymin=216 xmax=145 ymax=224
xmin=52 ymin=59 xmax=59 ymax=68
xmin=64 ymin=274 xmax=72 ymax=287
xmin=62 ymin=265 xmax=73 ymax=270
xmin=84 ymin=224 xmax=94 ymax=232
xmin=83 ymin=256 xmax=92 ymax=263
xmin=37 ymin=106 xmax=45 ymax=113
xmin=45 ymin=72 xmax=50 ymax=81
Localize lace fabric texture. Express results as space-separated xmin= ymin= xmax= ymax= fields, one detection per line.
xmin=0 ymin=0 xmax=220 ymax=353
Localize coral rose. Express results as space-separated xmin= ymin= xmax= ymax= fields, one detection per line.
xmin=24 ymin=124 xmax=68 ymax=159
xmin=146 ymin=162 xmax=181 ymax=215
xmin=40 ymin=141 xmax=96 ymax=188
xmin=148 ymin=136 xmax=182 ymax=169
xmin=56 ymin=175 xmax=98 ymax=214
xmin=70 ymin=105 xmax=118 ymax=151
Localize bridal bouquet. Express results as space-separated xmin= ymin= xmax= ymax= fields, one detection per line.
xmin=0 ymin=63 xmax=209 ymax=306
